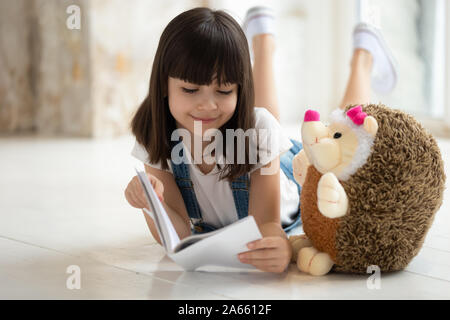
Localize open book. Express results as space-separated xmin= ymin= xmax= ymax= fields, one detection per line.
xmin=135 ymin=169 xmax=263 ymax=271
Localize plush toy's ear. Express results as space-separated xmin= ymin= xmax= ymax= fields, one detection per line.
xmin=363 ymin=116 xmax=378 ymax=137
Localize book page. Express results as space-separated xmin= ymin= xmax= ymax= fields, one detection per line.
xmin=136 ymin=169 xmax=180 ymax=252
xmin=169 ymin=215 xmax=263 ymax=270
xmin=135 ymin=169 xmax=263 ymax=271
xmin=142 ymin=207 xmax=166 ymax=250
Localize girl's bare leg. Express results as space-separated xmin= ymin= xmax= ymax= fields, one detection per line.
xmin=252 ymin=34 xmax=280 ymax=122
xmin=339 ymin=49 xmax=373 ymax=110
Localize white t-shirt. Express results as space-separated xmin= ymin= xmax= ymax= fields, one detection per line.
xmin=131 ymin=107 xmax=300 ymax=229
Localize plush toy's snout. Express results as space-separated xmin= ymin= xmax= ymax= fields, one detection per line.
xmin=302 ymin=110 xmax=329 ymax=148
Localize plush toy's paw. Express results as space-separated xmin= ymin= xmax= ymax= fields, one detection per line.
xmin=292 ymin=149 xmax=310 ymax=186
xmin=289 ymin=234 xmax=313 ymax=262
xmin=317 ymin=172 xmax=349 ymax=218
xmin=297 ymin=247 xmax=334 ymax=276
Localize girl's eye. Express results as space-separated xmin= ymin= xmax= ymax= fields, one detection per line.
xmin=333 ymin=132 xmax=342 ymax=139
xmin=217 ymin=90 xmax=233 ymax=95
xmin=182 ymin=88 xmax=198 ymax=94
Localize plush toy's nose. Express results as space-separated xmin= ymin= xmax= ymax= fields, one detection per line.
xmin=302 ymin=109 xmax=327 ymax=147
xmin=304 ymin=110 xmax=320 ymax=122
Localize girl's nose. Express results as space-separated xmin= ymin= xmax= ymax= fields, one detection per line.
xmin=198 ymin=99 xmax=218 ymax=110
xmin=304 ymin=110 xmax=320 ymax=122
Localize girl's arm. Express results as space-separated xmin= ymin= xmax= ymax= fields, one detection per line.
xmin=238 ymin=156 xmax=293 ymax=273
xmin=143 ymin=165 xmax=192 ymax=244
xmin=248 ymin=156 xmax=285 ymax=237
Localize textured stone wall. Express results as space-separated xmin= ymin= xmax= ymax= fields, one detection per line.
xmin=0 ymin=0 xmax=200 ymax=137
xmin=0 ymin=0 xmax=92 ymax=136
xmin=33 ymin=0 xmax=92 ymax=136
xmin=0 ymin=0 xmax=34 ymax=133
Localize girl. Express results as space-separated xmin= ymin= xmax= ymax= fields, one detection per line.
xmin=124 ymin=7 xmax=397 ymax=273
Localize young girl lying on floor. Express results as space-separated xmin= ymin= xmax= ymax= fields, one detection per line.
xmin=124 ymin=6 xmax=397 ymax=273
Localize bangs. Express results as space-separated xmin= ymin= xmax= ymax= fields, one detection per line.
xmin=163 ymin=12 xmax=247 ymax=86
xmin=135 ymin=7 xmax=256 ymax=181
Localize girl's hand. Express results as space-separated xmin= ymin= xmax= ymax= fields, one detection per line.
xmin=124 ymin=173 xmax=165 ymax=209
xmin=238 ymin=236 xmax=293 ymax=273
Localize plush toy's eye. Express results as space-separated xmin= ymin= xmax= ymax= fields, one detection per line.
xmin=333 ymin=132 xmax=342 ymax=139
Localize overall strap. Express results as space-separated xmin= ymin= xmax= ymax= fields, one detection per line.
xmin=170 ymin=141 xmax=203 ymax=221
xmin=230 ymin=173 xmax=250 ymax=219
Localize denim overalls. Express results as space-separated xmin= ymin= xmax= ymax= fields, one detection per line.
xmin=170 ymin=138 xmax=303 ymax=234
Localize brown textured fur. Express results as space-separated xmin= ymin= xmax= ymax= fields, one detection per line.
xmin=300 ymin=104 xmax=446 ymax=274
xmin=301 ymin=166 xmax=340 ymax=262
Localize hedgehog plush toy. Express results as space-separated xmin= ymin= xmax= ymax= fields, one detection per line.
xmin=289 ymin=104 xmax=445 ymax=276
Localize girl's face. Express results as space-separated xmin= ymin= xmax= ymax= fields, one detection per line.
xmin=167 ymin=77 xmax=238 ymax=137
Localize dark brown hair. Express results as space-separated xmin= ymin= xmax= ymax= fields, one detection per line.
xmin=131 ymin=7 xmax=256 ymax=181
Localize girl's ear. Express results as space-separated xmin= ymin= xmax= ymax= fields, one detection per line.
xmin=363 ymin=116 xmax=378 ymax=137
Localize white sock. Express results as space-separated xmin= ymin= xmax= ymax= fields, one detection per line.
xmin=353 ymin=24 xmax=397 ymax=94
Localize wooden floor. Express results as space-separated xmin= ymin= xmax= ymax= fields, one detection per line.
xmin=1 ymin=131 xmax=449 ymax=300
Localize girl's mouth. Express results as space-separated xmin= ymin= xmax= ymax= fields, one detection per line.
xmin=191 ymin=115 xmax=218 ymax=123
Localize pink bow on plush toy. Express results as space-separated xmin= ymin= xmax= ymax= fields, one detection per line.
xmin=347 ymin=105 xmax=367 ymax=125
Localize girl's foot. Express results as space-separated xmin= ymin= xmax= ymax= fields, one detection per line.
xmin=243 ymin=6 xmax=276 ymax=61
xmin=353 ymin=22 xmax=398 ymax=95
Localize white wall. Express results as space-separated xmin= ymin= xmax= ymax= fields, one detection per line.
xmin=211 ymin=0 xmax=357 ymax=127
